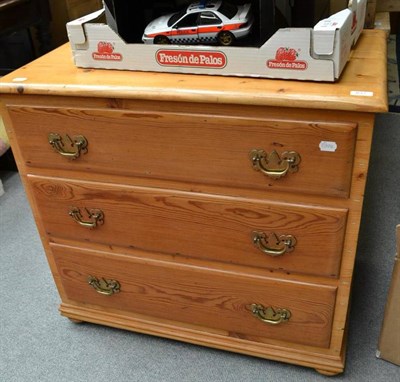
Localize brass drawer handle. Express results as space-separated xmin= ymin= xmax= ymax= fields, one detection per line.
xmin=250 ymin=303 xmax=291 ymax=325
xmin=88 ymin=276 xmax=121 ymax=296
xmin=69 ymin=207 xmax=104 ymax=229
xmin=48 ymin=133 xmax=88 ymax=159
xmin=252 ymin=231 xmax=297 ymax=257
xmin=250 ymin=149 xmax=301 ymax=180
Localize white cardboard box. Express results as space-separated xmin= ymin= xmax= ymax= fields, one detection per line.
xmin=67 ymin=0 xmax=366 ymax=82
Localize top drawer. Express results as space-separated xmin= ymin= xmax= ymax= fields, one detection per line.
xmin=8 ymin=106 xmax=357 ymax=197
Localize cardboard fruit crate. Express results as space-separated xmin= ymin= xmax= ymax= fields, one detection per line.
xmin=67 ymin=0 xmax=367 ymax=81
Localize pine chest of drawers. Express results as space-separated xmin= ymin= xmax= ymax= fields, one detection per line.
xmin=0 ymin=31 xmax=387 ymax=375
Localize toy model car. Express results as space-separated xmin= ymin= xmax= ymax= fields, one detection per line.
xmin=142 ymin=0 xmax=253 ymax=46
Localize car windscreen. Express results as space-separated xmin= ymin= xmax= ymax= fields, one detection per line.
xmin=168 ymin=10 xmax=186 ymax=26
xmin=217 ymin=2 xmax=238 ymax=19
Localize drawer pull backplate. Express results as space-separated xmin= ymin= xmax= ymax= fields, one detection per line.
xmin=250 ymin=149 xmax=301 ymax=180
xmin=48 ymin=133 xmax=88 ymax=159
xmin=69 ymin=207 xmax=104 ymax=229
xmin=88 ymin=276 xmax=121 ymax=296
xmin=252 ymin=231 xmax=297 ymax=257
xmin=250 ymin=303 xmax=291 ymax=325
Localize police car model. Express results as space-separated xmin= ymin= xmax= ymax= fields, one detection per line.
xmin=142 ymin=0 xmax=253 ymax=46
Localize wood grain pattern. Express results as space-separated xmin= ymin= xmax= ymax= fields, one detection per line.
xmin=0 ymin=30 xmax=387 ymax=375
xmin=0 ymin=92 xmax=377 ymax=373
xmin=9 ymin=105 xmax=357 ymax=197
xmin=29 ymin=176 xmax=348 ymax=278
xmin=52 ymin=243 xmax=337 ymax=349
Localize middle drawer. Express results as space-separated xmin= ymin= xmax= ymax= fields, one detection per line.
xmin=29 ymin=176 xmax=348 ymax=278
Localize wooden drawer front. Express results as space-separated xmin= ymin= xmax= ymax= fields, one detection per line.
xmin=10 ymin=106 xmax=357 ymax=197
xmin=30 ymin=176 xmax=348 ymax=278
xmin=52 ymin=244 xmax=337 ymax=348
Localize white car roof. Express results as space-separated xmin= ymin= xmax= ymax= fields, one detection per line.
xmin=187 ymin=0 xmax=222 ymax=14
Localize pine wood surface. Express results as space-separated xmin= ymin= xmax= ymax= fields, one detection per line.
xmin=7 ymin=104 xmax=357 ymax=198
xmin=51 ymin=243 xmax=337 ymax=349
xmin=0 ymin=30 xmax=388 ymax=375
xmin=29 ymin=175 xmax=348 ymax=278
xmin=0 ymin=30 xmax=388 ymax=113
xmin=0 ymin=94 xmax=377 ymax=375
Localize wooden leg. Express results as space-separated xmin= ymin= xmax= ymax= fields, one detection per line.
xmin=68 ymin=318 xmax=83 ymax=324
xmin=315 ymin=369 xmax=341 ymax=376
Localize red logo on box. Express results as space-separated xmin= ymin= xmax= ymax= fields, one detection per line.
xmin=156 ymin=50 xmax=226 ymax=69
xmin=92 ymin=42 xmax=122 ymax=61
xmin=267 ymin=47 xmax=307 ymax=70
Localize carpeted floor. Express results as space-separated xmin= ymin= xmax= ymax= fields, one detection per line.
xmin=0 ymin=113 xmax=399 ymax=381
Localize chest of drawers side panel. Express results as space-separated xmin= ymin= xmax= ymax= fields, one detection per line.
xmin=327 ymin=113 xmax=376 ymax=359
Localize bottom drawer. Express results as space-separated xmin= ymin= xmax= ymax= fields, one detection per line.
xmin=52 ymin=244 xmax=337 ymax=349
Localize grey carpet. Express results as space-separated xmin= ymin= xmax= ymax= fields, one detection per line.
xmin=1 ymin=113 xmax=399 ymax=381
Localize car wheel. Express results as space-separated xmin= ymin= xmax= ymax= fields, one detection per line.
xmin=217 ymin=31 xmax=235 ymax=46
xmin=154 ymin=35 xmax=170 ymax=44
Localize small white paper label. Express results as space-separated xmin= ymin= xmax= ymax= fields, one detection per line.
xmin=350 ymin=90 xmax=374 ymax=97
xmin=319 ymin=141 xmax=337 ymax=152
xmin=12 ymin=77 xmax=27 ymax=82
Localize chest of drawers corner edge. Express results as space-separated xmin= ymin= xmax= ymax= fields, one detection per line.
xmin=0 ymin=30 xmax=388 ymax=376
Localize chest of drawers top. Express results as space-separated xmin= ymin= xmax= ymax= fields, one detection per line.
xmin=0 ymin=30 xmax=387 ymax=113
